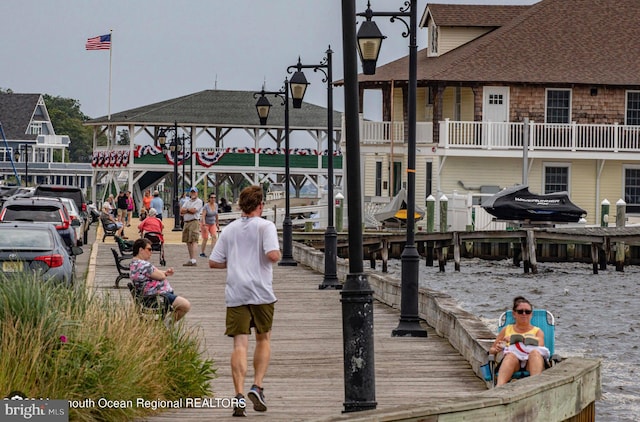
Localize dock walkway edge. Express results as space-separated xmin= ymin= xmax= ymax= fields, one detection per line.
xmin=294 ymin=242 xmax=601 ymax=422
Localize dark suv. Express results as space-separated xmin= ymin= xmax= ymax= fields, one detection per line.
xmin=0 ymin=196 xmax=79 ymax=251
xmin=33 ymin=185 xmax=90 ymax=245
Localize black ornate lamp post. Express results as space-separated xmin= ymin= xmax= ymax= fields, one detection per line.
xmin=14 ymin=144 xmax=33 ymax=187
xmin=254 ymin=78 xmax=306 ymax=266
xmin=158 ymin=122 xmax=185 ymax=232
xmin=357 ymin=0 xmax=427 ymax=337
xmin=339 ymin=0 xmax=377 ymax=412
xmin=287 ymin=49 xmax=341 ymax=290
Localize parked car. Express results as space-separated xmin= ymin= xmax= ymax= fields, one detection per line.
xmin=0 ymin=222 xmax=82 ymax=285
xmin=33 ymin=185 xmax=90 ymax=245
xmin=59 ymin=197 xmax=85 ymax=247
xmin=0 ymin=196 xmax=79 ymax=251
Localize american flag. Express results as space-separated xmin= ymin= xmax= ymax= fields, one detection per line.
xmin=85 ymin=34 xmax=111 ymax=50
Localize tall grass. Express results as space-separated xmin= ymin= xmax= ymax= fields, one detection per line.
xmin=0 ymin=275 xmax=215 ymax=421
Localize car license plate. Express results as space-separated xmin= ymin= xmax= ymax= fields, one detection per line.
xmin=2 ymin=261 xmax=24 ymax=272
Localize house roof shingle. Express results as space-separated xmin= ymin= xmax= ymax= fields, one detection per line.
xmin=0 ymin=93 xmax=41 ymax=140
xmin=358 ymin=0 xmax=640 ymax=87
xmin=85 ymin=89 xmax=342 ymax=130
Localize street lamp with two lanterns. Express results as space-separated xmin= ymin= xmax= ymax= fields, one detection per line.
xmin=157 ymin=122 xmax=188 ymax=232
xmin=253 ymin=72 xmax=309 ymax=266
xmin=357 ymin=0 xmax=427 ymax=337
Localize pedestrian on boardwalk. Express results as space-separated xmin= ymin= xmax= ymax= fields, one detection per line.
xmin=100 ymin=204 xmax=125 ymax=238
xmin=489 ymin=296 xmax=549 ymax=386
xmin=142 ymin=189 xmax=152 ymax=212
xmin=117 ymin=191 xmax=128 ymax=224
xmin=180 ymin=187 xmax=203 ymax=266
xmin=130 ymin=238 xmax=191 ymax=324
xmin=219 ymin=197 xmax=232 ymax=213
xmin=150 ymin=190 xmax=164 ymax=220
xmin=126 ymin=191 xmax=134 ymax=227
xmin=138 ymin=208 xmax=164 ymax=237
xmin=209 ymin=185 xmax=281 ymax=417
xmin=199 ymin=193 xmax=219 ymax=258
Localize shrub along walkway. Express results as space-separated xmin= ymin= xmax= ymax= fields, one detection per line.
xmin=91 ymin=226 xmax=486 ymax=421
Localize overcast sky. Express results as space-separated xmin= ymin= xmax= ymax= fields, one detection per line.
xmin=1 ymin=0 xmax=536 ymax=120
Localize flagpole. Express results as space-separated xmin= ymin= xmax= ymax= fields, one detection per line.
xmin=108 ymin=29 xmax=113 ymax=122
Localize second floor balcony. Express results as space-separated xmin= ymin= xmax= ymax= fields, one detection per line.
xmin=357 ymin=119 xmax=640 ymax=158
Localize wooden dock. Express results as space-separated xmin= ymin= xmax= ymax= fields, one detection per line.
xmin=295 ymin=226 xmax=640 ymax=274
xmin=90 ymin=236 xmax=486 ymax=421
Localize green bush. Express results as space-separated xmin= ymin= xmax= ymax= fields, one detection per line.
xmin=0 ymin=276 xmax=215 ymax=421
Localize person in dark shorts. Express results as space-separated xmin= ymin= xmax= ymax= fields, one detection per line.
xmin=209 ymin=185 xmax=281 ymax=416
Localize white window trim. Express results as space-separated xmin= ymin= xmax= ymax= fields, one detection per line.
xmin=622 ymin=164 xmax=640 ymax=207
xmin=625 ymin=90 xmax=640 ymax=126
xmin=544 ymin=88 xmax=572 ymax=124
xmin=542 ymin=162 xmax=571 ymax=194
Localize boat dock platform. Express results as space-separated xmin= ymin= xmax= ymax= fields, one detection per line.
xmin=295 ymin=226 xmax=640 ymax=274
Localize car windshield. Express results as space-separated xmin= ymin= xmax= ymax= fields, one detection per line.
xmin=0 ymin=229 xmax=54 ymax=249
xmin=3 ymin=206 xmax=63 ymax=223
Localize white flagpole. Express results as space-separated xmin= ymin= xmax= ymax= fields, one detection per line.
xmin=108 ymin=29 xmax=113 ymax=122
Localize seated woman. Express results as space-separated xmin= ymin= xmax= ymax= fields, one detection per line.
xmin=100 ymin=205 xmax=125 ymax=238
xmin=129 ymin=238 xmax=191 ymax=323
xmin=489 ymin=296 xmax=550 ymax=386
xmin=138 ymin=208 xmax=164 ymax=238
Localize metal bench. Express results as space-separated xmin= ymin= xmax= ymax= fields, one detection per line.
xmin=101 ymin=220 xmax=118 ymax=242
xmin=110 ymin=248 xmax=130 ymax=288
xmin=127 ymin=281 xmax=171 ymax=320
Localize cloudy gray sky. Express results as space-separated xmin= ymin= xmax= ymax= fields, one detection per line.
xmin=1 ymin=0 xmax=536 ymax=120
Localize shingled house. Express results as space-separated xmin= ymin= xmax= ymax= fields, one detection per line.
xmin=0 ymin=93 xmax=70 ymax=185
xmin=354 ymin=0 xmax=640 ymax=225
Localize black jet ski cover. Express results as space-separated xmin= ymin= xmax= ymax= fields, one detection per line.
xmin=481 ymin=185 xmax=586 ymax=222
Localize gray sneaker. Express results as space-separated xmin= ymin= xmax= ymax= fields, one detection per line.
xmin=247 ymin=384 xmax=267 ymax=412
xmin=182 ymin=261 xmax=197 ymax=267
xmin=232 ymin=394 xmax=246 ymax=417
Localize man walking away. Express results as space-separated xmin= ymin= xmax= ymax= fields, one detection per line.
xmin=150 ymin=190 xmax=164 ymax=220
xmin=181 ymin=187 xmax=203 ymax=266
xmin=209 ymin=185 xmax=281 ymax=417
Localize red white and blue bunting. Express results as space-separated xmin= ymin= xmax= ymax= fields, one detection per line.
xmin=92 ymin=146 xmax=342 ymax=168
xmin=91 ymin=150 xmax=130 ymax=167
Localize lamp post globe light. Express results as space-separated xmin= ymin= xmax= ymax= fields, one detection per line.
xmin=287 ymin=49 xmax=341 ymax=290
xmin=253 ymin=77 xmax=305 ymax=266
xmin=158 ymin=122 xmax=184 ymax=232
xmin=357 ymin=0 xmax=427 ymax=337
xmin=14 ymin=144 xmax=33 ymax=187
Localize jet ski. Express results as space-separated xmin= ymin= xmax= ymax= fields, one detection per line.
xmin=481 ymin=185 xmax=586 ymax=223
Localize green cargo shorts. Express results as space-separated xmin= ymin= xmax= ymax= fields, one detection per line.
xmin=225 ymin=303 xmax=275 ymax=337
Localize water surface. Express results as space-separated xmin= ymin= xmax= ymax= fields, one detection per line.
xmin=383 ymin=258 xmax=640 ymax=422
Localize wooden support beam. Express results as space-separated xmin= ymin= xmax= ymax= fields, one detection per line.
xmin=453 ymin=232 xmax=461 ymax=272
xmin=526 ymin=230 xmax=538 ymax=274
xmin=590 ymin=243 xmax=599 ymax=274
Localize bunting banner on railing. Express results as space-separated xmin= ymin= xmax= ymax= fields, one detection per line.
xmin=92 ymin=145 xmax=343 ymax=168
xmin=91 ymin=150 xmax=131 ymax=168
xmin=196 ymin=150 xmax=226 ymax=168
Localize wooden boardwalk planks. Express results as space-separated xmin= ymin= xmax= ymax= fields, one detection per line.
xmin=90 ymin=240 xmax=486 ymax=421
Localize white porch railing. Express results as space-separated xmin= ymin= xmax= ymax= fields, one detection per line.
xmin=357 ymin=119 xmax=640 ymax=152
xmin=439 ymin=119 xmax=640 ymax=152
xmin=360 ymin=121 xmax=433 ymax=144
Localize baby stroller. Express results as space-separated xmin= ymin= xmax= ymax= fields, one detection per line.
xmin=143 ymin=231 xmax=166 ymax=266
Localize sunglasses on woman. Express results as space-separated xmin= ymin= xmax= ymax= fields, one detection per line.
xmin=515 ymin=309 xmax=532 ymax=315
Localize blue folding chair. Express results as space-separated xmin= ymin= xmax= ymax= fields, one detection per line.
xmin=484 ymin=309 xmax=561 ymax=386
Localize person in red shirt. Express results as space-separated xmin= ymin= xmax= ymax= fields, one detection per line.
xmin=138 ymin=208 xmax=164 ymax=237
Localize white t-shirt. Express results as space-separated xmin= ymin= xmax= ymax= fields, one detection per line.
xmin=181 ymin=197 xmax=204 ymax=222
xmin=210 ymin=216 xmax=280 ymax=307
